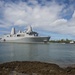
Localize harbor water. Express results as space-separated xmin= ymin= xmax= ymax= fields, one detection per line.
xmin=0 ymin=42 xmax=75 ymax=67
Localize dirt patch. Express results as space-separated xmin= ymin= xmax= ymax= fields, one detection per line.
xmin=0 ymin=61 xmax=75 ymax=75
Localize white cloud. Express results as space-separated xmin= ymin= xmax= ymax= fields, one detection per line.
xmin=0 ymin=0 xmax=75 ymax=36
xmin=0 ymin=30 xmax=10 ymax=34
xmin=14 ymin=19 xmax=27 ymax=26
xmin=3 ymin=1 xmax=63 ymax=27
xmin=51 ymin=19 xmax=67 ymax=26
xmin=0 ymin=20 xmax=11 ymax=28
xmin=27 ymin=0 xmax=38 ymax=5
xmin=0 ymin=1 xmax=4 ymax=7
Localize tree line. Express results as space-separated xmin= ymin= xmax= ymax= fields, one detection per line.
xmin=50 ymin=39 xmax=75 ymax=43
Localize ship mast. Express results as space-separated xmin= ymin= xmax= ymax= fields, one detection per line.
xmin=11 ymin=27 xmax=16 ymax=35
xmin=26 ymin=26 xmax=32 ymax=33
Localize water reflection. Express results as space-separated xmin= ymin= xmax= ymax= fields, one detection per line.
xmin=0 ymin=43 xmax=75 ymax=67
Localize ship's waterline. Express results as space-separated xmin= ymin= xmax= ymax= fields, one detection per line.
xmin=2 ymin=37 xmax=50 ymax=43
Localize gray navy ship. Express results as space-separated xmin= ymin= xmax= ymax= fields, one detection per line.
xmin=0 ymin=26 xmax=50 ymax=43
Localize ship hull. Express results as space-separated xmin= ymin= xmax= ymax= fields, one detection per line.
xmin=1 ymin=36 xmax=50 ymax=43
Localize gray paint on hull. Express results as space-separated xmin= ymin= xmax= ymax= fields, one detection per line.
xmin=3 ymin=37 xmax=50 ymax=43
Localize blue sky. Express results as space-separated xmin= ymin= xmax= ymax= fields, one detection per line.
xmin=0 ymin=0 xmax=75 ymax=40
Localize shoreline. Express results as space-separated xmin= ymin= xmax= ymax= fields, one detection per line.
xmin=0 ymin=61 xmax=75 ymax=75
